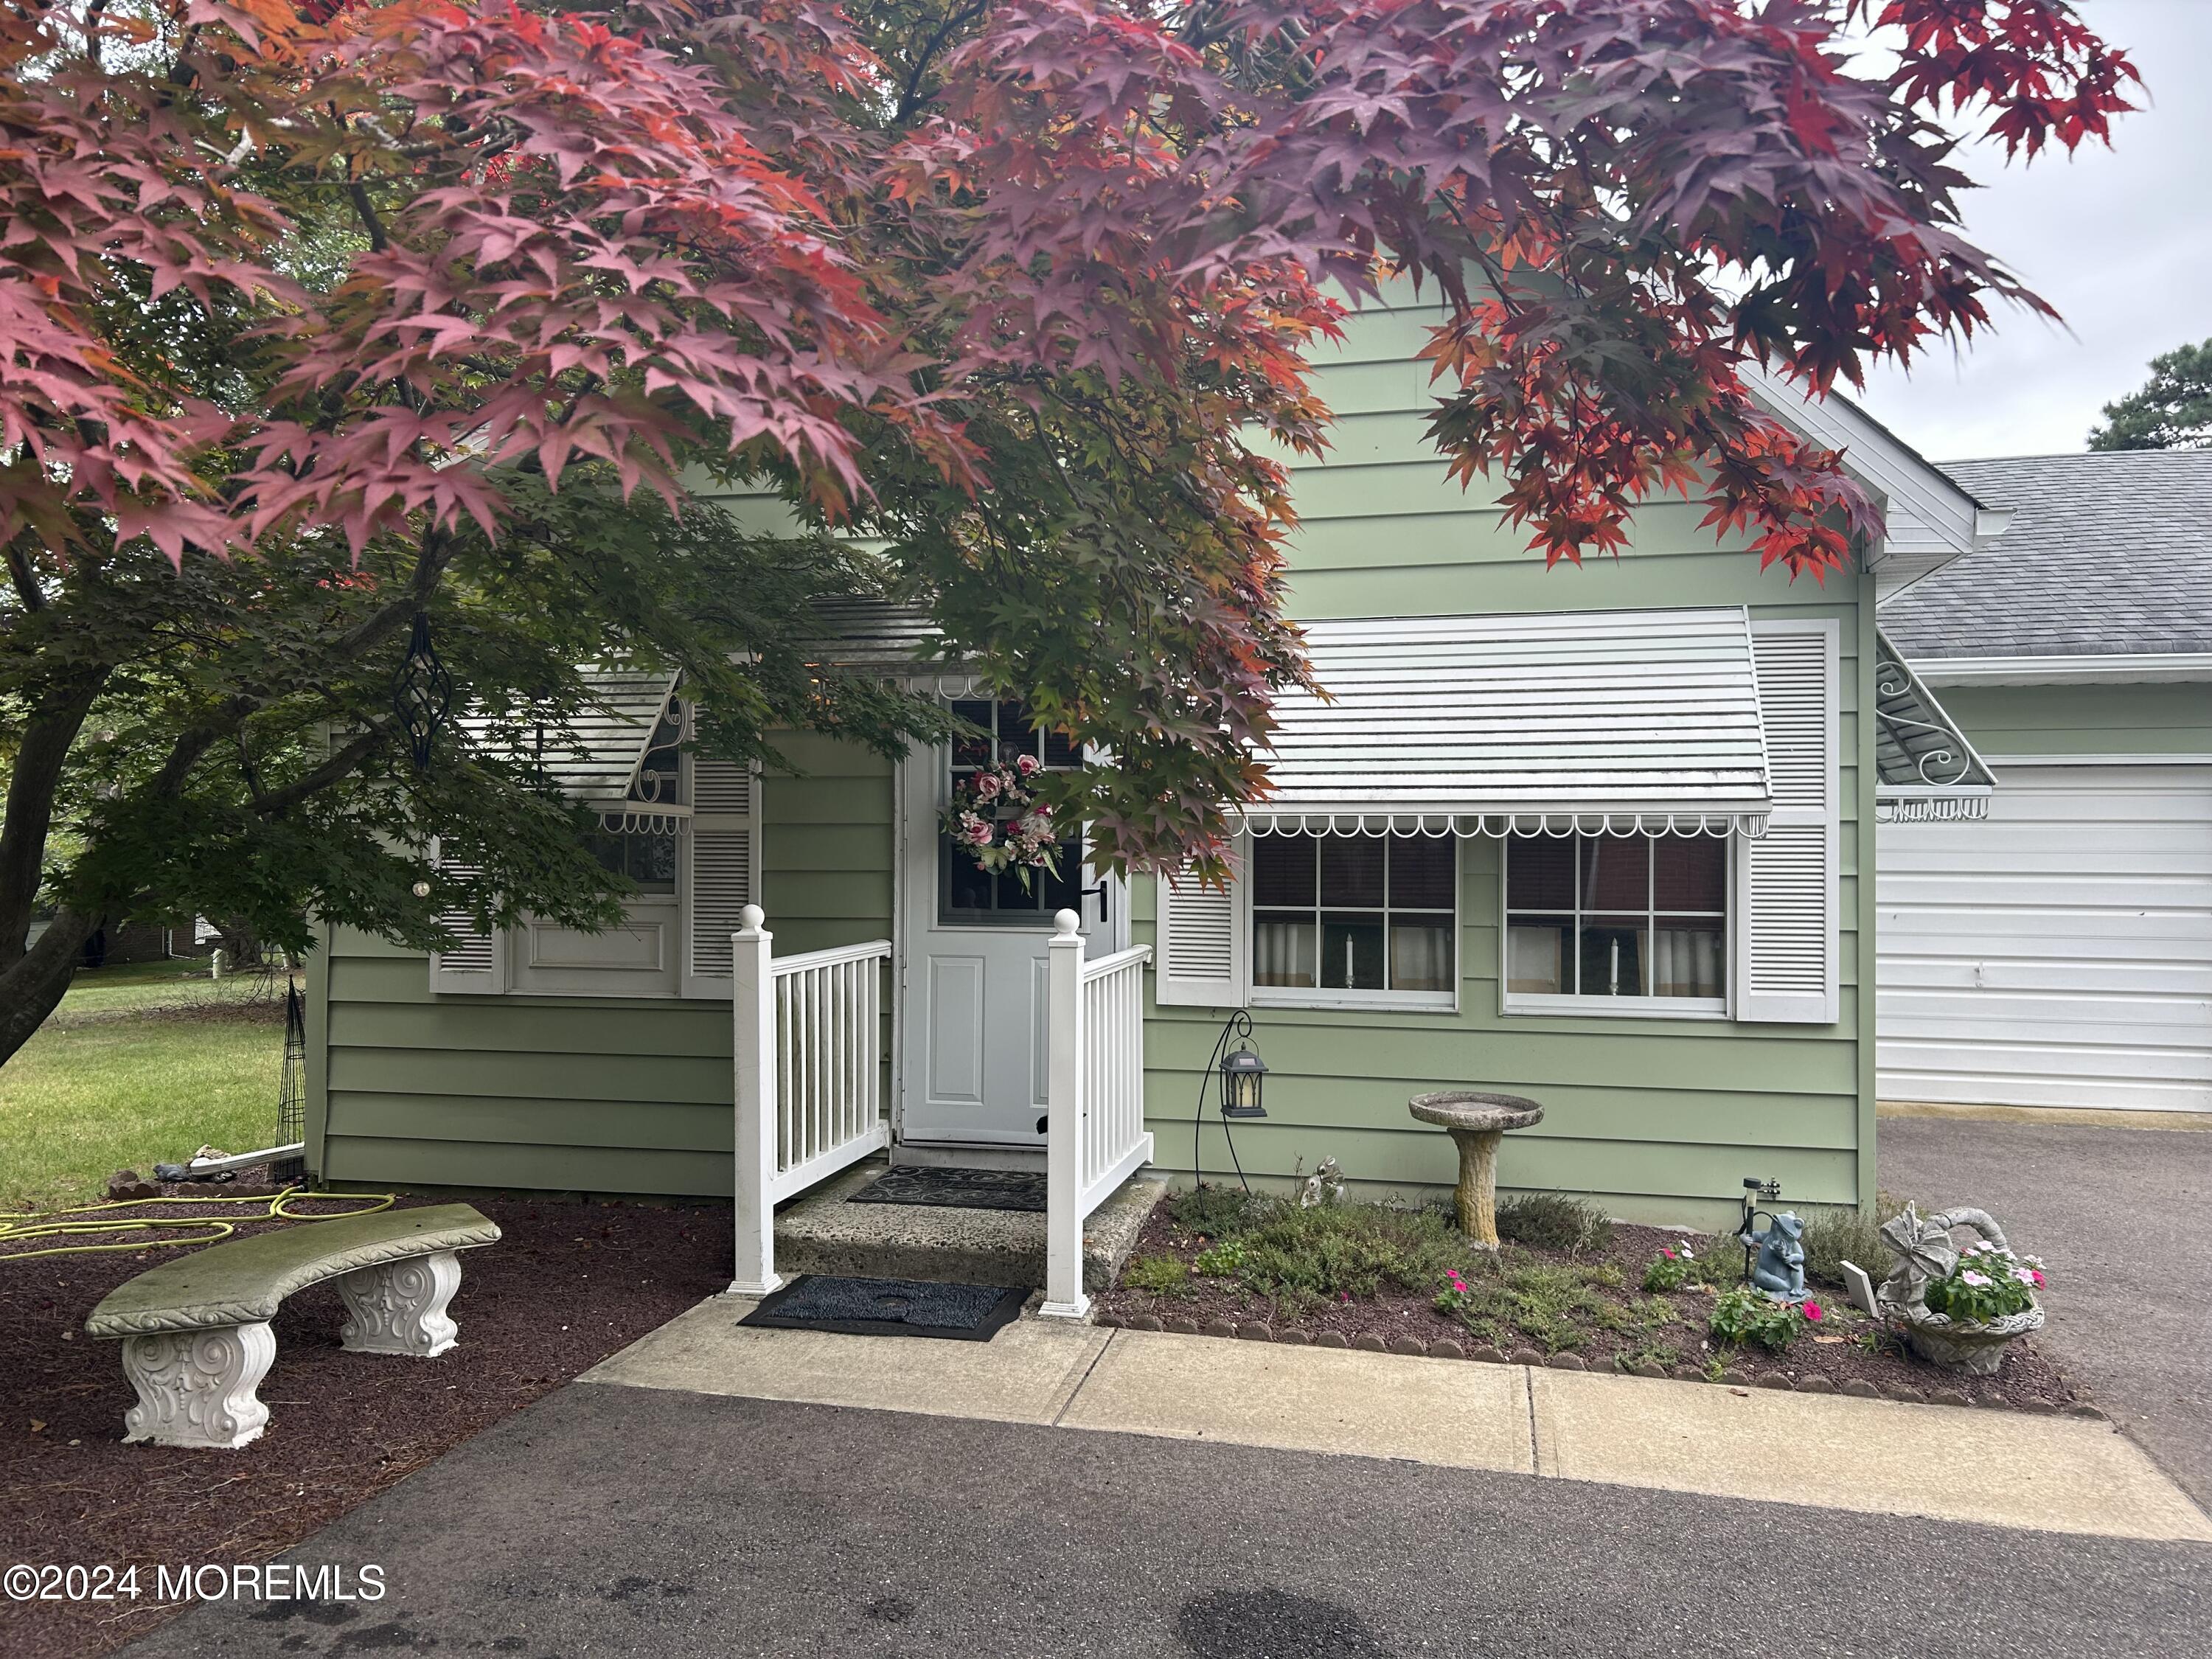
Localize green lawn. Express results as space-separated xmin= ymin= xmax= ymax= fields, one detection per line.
xmin=0 ymin=961 xmax=290 ymax=1214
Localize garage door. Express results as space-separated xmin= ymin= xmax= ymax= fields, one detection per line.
xmin=1877 ymin=762 xmax=2212 ymax=1113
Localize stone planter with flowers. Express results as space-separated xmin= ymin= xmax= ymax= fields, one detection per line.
xmin=1874 ymin=1204 xmax=2047 ymax=1375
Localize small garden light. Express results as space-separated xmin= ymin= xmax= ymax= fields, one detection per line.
xmin=1193 ymin=1010 xmax=1267 ymax=1192
xmin=1218 ymin=1043 xmax=1269 ymax=1120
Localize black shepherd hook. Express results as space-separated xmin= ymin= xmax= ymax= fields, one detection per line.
xmin=1194 ymin=1009 xmax=1258 ymax=1194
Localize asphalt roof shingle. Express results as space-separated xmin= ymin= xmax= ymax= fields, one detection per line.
xmin=1879 ymin=451 xmax=2212 ymax=660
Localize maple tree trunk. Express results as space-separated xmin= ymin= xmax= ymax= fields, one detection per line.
xmin=0 ymin=908 xmax=101 ymax=1069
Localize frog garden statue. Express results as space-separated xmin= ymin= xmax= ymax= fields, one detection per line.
xmin=1741 ymin=1210 xmax=1808 ymax=1304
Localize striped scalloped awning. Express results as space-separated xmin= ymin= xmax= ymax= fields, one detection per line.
xmin=462 ymin=664 xmax=681 ymax=810
xmin=1874 ymin=632 xmax=1997 ymax=823
xmin=1242 ymin=608 xmax=1773 ymax=836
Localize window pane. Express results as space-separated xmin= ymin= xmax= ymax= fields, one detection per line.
xmin=1389 ymin=835 xmax=1455 ymax=909
xmin=1582 ymin=834 xmax=1649 ymax=911
xmin=1253 ymin=914 xmax=1317 ymax=987
xmin=1578 ymin=917 xmax=1646 ymax=997
xmin=1508 ymin=920 xmax=1571 ymax=994
xmin=1253 ymin=834 xmax=1317 ymax=909
xmin=1652 ymin=919 xmax=1726 ymax=998
xmin=1318 ymin=912 xmax=1386 ymax=990
xmin=950 ymin=700 xmax=994 ymax=768
xmin=1654 ymin=835 xmax=1727 ymax=913
xmin=945 ymin=842 xmax=995 ymax=913
xmin=1319 ymin=836 xmax=1385 ymax=908
xmin=628 ymin=832 xmax=678 ymax=892
xmin=992 ymin=866 xmax=1043 ymax=912
xmin=1506 ymin=836 xmax=1573 ymax=910
xmin=1041 ymin=726 xmax=1082 ymax=768
xmin=1390 ymin=919 xmax=1453 ymax=992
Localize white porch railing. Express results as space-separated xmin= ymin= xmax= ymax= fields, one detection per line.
xmin=729 ymin=905 xmax=890 ymax=1295
xmin=1041 ymin=911 xmax=1154 ymax=1318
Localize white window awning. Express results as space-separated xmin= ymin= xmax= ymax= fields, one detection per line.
xmin=462 ymin=664 xmax=684 ymax=824
xmin=1244 ymin=608 xmax=1773 ymax=837
xmin=1874 ymin=632 xmax=1997 ymax=823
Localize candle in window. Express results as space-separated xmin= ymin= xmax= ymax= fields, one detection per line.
xmin=1610 ymin=937 xmax=1620 ymax=996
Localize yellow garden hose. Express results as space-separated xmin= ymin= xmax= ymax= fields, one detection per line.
xmin=0 ymin=1187 xmax=399 ymax=1262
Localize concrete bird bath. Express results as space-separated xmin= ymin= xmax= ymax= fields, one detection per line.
xmin=1408 ymin=1091 xmax=1545 ymax=1248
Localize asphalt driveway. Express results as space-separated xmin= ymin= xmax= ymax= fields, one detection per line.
xmin=129 ymin=1384 xmax=2210 ymax=1658
xmin=1882 ymin=1115 xmax=2212 ymax=1507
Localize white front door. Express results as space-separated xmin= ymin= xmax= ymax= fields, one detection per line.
xmin=898 ymin=698 xmax=1121 ymax=1146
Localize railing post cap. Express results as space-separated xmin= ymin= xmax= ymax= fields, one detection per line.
xmin=739 ymin=903 xmax=765 ymax=931
xmin=1052 ymin=908 xmax=1081 ymax=936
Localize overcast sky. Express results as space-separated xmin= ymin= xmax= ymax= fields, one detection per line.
xmin=1850 ymin=0 xmax=2212 ymax=464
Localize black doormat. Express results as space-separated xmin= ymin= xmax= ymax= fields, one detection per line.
xmin=846 ymin=1164 xmax=1048 ymax=1213
xmin=737 ymin=1275 xmax=1028 ymax=1341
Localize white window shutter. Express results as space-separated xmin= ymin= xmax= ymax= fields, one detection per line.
xmin=427 ymin=838 xmax=507 ymax=995
xmin=1153 ymin=838 xmax=1249 ymax=1008
xmin=682 ymin=757 xmax=760 ymax=998
xmin=1736 ymin=619 xmax=1840 ymax=1023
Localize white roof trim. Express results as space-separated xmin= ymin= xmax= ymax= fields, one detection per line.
xmin=1912 ymin=652 xmax=2212 ymax=686
xmin=1742 ymin=366 xmax=1997 ymax=586
xmin=1245 ymin=608 xmax=1773 ymax=831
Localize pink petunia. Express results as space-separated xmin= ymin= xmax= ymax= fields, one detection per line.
xmin=2029 ymin=1269 xmax=2045 ymax=1287
xmin=1662 ymin=1248 xmax=1676 ymax=1259
xmin=1803 ymin=1301 xmax=1823 ymax=1321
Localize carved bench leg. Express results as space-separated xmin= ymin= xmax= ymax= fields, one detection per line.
xmin=121 ymin=1324 xmax=276 ymax=1450
xmin=336 ymin=1251 xmax=463 ymax=1357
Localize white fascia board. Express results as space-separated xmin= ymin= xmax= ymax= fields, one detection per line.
xmin=1913 ymin=653 xmax=2212 ymax=686
xmin=1742 ymin=365 xmax=1986 ymax=568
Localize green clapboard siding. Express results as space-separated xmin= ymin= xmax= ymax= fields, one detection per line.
xmin=309 ymin=291 xmax=1882 ymax=1224
xmin=1930 ymin=681 xmax=2211 ymax=759
xmin=308 ymin=734 xmax=892 ymax=1195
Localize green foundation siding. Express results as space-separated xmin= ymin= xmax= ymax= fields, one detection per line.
xmin=307 ymin=734 xmax=892 ymax=1195
xmin=1927 ymin=681 xmax=2210 ymax=759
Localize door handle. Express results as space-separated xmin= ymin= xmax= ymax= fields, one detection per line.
xmin=1080 ymin=881 xmax=1110 ymax=925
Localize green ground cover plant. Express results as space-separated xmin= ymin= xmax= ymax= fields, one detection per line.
xmin=1709 ymin=1285 xmax=1827 ymax=1352
xmin=1495 ymin=1192 xmax=1613 ymax=1254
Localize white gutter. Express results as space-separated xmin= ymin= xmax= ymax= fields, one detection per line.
xmin=1914 ymin=653 xmax=2212 ymax=686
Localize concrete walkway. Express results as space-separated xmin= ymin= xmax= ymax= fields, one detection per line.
xmin=1882 ymin=1113 xmax=2212 ymax=1509
xmin=585 ymin=1296 xmax=2212 ymax=1546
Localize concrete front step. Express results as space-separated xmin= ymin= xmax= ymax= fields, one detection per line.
xmin=773 ymin=1160 xmax=1162 ymax=1292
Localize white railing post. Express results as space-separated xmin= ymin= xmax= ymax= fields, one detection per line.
xmin=728 ymin=904 xmax=783 ymax=1296
xmin=1040 ymin=909 xmax=1089 ymax=1319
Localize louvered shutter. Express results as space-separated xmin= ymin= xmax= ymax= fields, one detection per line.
xmin=1736 ymin=620 xmax=1840 ymax=1023
xmin=681 ymin=757 xmax=760 ymax=998
xmin=1153 ymin=838 xmax=1250 ymax=1008
xmin=427 ymin=838 xmax=507 ymax=995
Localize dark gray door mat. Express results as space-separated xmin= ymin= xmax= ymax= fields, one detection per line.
xmin=846 ymin=1164 xmax=1048 ymax=1213
xmin=738 ymin=1276 xmax=1028 ymax=1341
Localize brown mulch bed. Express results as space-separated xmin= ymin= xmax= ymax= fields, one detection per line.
xmin=1094 ymin=1200 xmax=2086 ymax=1413
xmin=0 ymin=1186 xmax=730 ymax=1659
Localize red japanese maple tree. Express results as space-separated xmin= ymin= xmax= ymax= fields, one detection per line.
xmin=0 ymin=0 xmax=2137 ymax=1058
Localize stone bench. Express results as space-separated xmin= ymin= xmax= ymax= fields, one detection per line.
xmin=84 ymin=1203 xmax=501 ymax=1450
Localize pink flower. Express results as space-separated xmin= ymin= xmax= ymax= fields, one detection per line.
xmin=1015 ymin=754 xmax=1040 ymax=776
xmin=1802 ymin=1301 xmax=1823 ymax=1321
xmin=973 ymin=771 xmax=1001 ymax=800
xmin=1961 ymin=1270 xmax=1992 ymax=1288
xmin=965 ymin=820 xmax=993 ymax=846
xmin=2029 ymin=1269 xmax=2045 ymax=1287
xmin=1661 ymin=1248 xmax=1677 ymax=1259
